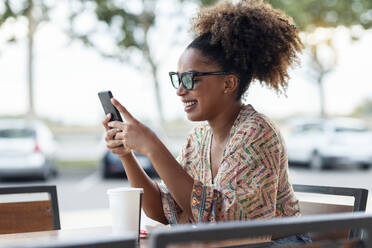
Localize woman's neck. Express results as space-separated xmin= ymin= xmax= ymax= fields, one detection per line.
xmin=208 ymin=101 xmax=242 ymax=144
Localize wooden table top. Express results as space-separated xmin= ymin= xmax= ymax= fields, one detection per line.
xmin=0 ymin=211 xmax=166 ymax=248
xmin=0 ymin=226 xmax=147 ymax=248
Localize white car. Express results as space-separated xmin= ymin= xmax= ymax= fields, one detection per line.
xmin=0 ymin=119 xmax=58 ymax=180
xmin=284 ymin=118 xmax=372 ymax=170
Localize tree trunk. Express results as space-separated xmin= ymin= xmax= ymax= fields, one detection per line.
xmin=26 ymin=0 xmax=36 ymax=120
xmin=151 ymin=65 xmax=165 ymax=126
xmin=311 ymin=44 xmax=328 ymax=119
xmin=144 ymin=52 xmax=165 ymax=125
xmin=317 ymin=74 xmax=326 ymax=119
xmin=142 ymin=8 xmax=165 ymax=126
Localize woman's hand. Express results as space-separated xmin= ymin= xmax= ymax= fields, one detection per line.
xmin=102 ymin=113 xmax=132 ymax=158
xmin=106 ymin=98 xmax=159 ymax=158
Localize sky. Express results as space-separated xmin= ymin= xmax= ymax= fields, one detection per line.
xmin=0 ymin=2 xmax=372 ymax=126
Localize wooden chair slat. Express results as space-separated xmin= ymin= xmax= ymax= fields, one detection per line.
xmin=0 ymin=201 xmax=54 ymax=234
xmin=0 ymin=185 xmax=60 ymax=234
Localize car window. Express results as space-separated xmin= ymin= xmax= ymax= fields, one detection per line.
xmin=0 ymin=128 xmax=36 ymax=138
xmin=335 ymin=127 xmax=368 ymax=133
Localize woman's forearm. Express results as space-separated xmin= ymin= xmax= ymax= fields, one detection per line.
xmin=147 ymin=138 xmax=195 ymax=219
xmin=119 ymin=152 xmax=168 ymax=224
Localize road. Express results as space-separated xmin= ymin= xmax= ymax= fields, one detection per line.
xmin=1 ymin=166 xmax=371 ymax=229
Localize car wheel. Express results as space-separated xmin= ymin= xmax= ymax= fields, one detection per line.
xmin=40 ymin=167 xmax=51 ymax=181
xmin=52 ymin=168 xmax=59 ymax=178
xmin=309 ymin=151 xmax=324 ymax=170
xmin=102 ymin=163 xmax=111 ymax=179
xmin=360 ymin=163 xmax=371 ymax=170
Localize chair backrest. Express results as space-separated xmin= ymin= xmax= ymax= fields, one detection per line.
xmin=0 ymin=185 xmax=60 ymax=234
xmin=293 ymin=184 xmax=369 ymax=240
xmin=149 ymin=212 xmax=372 ymax=248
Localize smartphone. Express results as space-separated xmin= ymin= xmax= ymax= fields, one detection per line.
xmin=98 ymin=91 xmax=123 ymax=122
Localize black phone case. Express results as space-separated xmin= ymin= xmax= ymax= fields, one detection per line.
xmin=98 ymin=91 xmax=123 ymax=122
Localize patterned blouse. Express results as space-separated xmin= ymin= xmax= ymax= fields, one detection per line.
xmin=158 ymin=104 xmax=300 ymax=224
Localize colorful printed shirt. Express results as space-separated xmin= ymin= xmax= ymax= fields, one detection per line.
xmin=158 ymin=104 xmax=300 ymax=224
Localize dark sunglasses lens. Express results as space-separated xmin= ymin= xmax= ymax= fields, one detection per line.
xmin=182 ymin=73 xmax=193 ymax=90
xmin=170 ymin=74 xmax=180 ymax=89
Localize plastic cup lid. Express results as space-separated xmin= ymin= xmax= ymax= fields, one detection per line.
xmin=107 ymin=187 xmax=144 ymax=194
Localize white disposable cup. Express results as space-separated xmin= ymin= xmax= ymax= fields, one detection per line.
xmin=107 ymin=187 xmax=143 ymax=237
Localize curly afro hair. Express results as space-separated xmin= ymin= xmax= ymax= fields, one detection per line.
xmin=188 ymin=0 xmax=303 ymax=99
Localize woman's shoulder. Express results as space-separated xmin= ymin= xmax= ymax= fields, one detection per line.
xmin=236 ymin=104 xmax=282 ymax=142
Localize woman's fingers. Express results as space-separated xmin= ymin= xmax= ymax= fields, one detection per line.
xmin=113 ymin=129 xmax=127 ymax=140
xmin=102 ymin=114 xmax=112 ymax=131
xmin=105 ymin=128 xmax=120 ymax=142
xmin=111 ymin=98 xmax=135 ymax=122
xmin=106 ymin=139 xmax=123 ymax=149
xmin=111 ymin=146 xmax=129 ymax=155
xmin=108 ymin=120 xmax=127 ymax=129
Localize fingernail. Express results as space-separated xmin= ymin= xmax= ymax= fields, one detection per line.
xmin=108 ymin=123 xmax=113 ymax=127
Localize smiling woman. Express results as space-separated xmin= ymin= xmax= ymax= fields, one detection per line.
xmin=102 ymin=0 xmax=310 ymax=246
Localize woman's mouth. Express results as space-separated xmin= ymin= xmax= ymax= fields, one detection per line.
xmin=183 ymin=100 xmax=198 ymax=112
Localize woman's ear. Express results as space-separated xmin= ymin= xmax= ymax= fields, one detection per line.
xmin=223 ymin=74 xmax=239 ymax=94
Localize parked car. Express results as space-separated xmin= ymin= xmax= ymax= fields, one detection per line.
xmin=101 ymin=150 xmax=158 ymax=179
xmin=284 ymin=118 xmax=372 ymax=170
xmin=0 ymin=119 xmax=58 ymax=180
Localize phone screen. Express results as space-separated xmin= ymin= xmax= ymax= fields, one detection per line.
xmin=98 ymin=91 xmax=123 ymax=122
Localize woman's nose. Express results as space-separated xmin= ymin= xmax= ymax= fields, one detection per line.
xmin=176 ymin=83 xmax=187 ymax=96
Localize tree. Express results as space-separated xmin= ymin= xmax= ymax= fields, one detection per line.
xmin=0 ymin=0 xmax=54 ymax=119
xmin=269 ymin=0 xmax=372 ymax=118
xmin=67 ymin=0 xmax=217 ymax=125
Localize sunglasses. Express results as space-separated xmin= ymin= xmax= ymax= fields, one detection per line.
xmin=169 ymin=71 xmax=231 ymax=90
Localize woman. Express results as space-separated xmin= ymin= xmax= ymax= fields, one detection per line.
xmin=103 ymin=0 xmax=310 ymax=245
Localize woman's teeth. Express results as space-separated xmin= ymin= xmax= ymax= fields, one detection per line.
xmin=184 ymin=101 xmax=197 ymax=107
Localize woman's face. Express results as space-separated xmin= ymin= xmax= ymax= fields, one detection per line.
xmin=176 ymin=48 xmax=229 ymax=122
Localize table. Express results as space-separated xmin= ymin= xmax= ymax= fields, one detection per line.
xmin=0 ymin=226 xmax=273 ymax=248
xmin=0 ymin=211 xmax=167 ymax=248
xmin=0 ymin=210 xmax=272 ymax=248
xmin=0 ymin=226 xmax=144 ymax=248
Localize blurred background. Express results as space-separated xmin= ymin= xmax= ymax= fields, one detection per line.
xmin=0 ymin=0 xmax=372 ymax=229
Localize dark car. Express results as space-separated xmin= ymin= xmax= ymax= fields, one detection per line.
xmin=101 ymin=150 xmax=158 ymax=179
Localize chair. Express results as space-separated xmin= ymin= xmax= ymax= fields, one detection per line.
xmin=293 ymin=184 xmax=369 ymax=240
xmin=0 ymin=185 xmax=60 ymax=234
xmin=149 ymin=212 xmax=372 ymax=248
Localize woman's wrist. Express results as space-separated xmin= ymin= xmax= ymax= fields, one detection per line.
xmin=146 ymin=138 xmax=164 ymax=161
xmin=145 ymin=137 xmax=164 ymax=161
xmin=118 ymin=151 xmax=134 ymax=161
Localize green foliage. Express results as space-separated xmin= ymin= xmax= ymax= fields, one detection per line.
xmin=0 ymin=0 xmax=52 ymax=42
xmin=0 ymin=1 xmax=16 ymax=26
xmin=269 ymin=0 xmax=372 ymax=31
xmin=68 ymin=0 xmax=156 ymax=57
xmin=352 ymin=98 xmax=372 ymax=117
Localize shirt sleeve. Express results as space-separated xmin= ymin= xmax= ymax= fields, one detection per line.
xmin=157 ymin=130 xmax=197 ymax=225
xmin=157 ymin=179 xmax=187 ymax=224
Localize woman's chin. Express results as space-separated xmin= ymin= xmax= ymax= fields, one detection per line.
xmin=186 ymin=112 xmax=205 ymax=122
